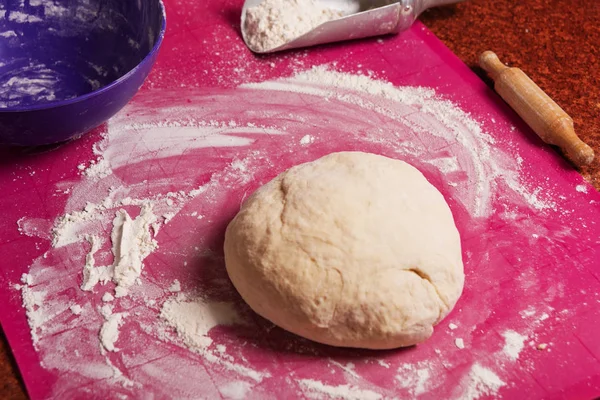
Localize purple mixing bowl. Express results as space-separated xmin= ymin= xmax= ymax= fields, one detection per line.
xmin=0 ymin=0 xmax=166 ymax=146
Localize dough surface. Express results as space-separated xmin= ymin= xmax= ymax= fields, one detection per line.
xmin=224 ymin=151 xmax=464 ymax=349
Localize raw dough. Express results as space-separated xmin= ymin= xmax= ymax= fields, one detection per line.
xmin=224 ymin=151 xmax=464 ymax=349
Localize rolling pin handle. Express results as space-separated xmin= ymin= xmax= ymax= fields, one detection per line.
xmin=551 ymin=118 xmax=596 ymax=166
xmin=479 ymin=51 xmax=508 ymax=80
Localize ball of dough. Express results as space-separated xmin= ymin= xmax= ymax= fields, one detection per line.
xmin=224 ymin=151 xmax=464 ymax=349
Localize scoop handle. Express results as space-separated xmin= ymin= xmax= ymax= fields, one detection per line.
xmin=480 ymin=51 xmax=594 ymax=167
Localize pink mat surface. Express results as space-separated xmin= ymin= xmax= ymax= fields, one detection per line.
xmin=1 ymin=1 xmax=599 ymax=399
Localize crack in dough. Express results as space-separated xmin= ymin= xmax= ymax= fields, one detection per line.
xmin=407 ymin=268 xmax=447 ymax=321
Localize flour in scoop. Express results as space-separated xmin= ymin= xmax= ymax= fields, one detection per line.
xmin=244 ymin=0 xmax=345 ymax=52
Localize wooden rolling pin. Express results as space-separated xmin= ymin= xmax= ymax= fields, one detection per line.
xmin=479 ymin=51 xmax=595 ymax=168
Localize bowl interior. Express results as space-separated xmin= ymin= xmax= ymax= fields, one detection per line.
xmin=0 ymin=0 xmax=164 ymax=109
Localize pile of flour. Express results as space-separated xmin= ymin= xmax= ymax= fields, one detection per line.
xmin=244 ymin=0 xmax=345 ymax=52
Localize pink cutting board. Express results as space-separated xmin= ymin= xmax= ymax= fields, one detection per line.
xmin=1 ymin=0 xmax=600 ymax=399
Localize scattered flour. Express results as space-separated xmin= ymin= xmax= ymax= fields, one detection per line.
xmin=160 ymin=297 xmax=240 ymax=349
xmin=84 ymin=158 xmax=111 ymax=179
xmin=168 ymin=279 xmax=181 ymax=293
xmin=219 ymin=381 xmax=253 ymax=399
xmin=575 ymin=184 xmax=587 ymax=193
xmin=244 ymin=0 xmax=345 ymax=52
xmin=8 ymin=11 xmax=43 ymax=23
xmin=80 ymin=235 xmax=111 ymax=291
xmin=300 ymin=134 xmax=315 ymax=145
xmin=396 ymin=363 xmax=431 ymax=396
xmin=11 ymin=64 xmax=556 ymax=398
xmin=425 ymin=156 xmax=460 ymax=173
xmin=70 ymin=305 xmax=83 ymax=315
xmin=20 ymin=285 xmax=46 ymax=346
xmin=299 ymin=379 xmax=382 ymax=400
xmin=0 ymin=72 xmax=58 ymax=105
xmin=75 ymin=203 xmax=158 ymax=298
xmin=459 ymin=364 xmax=505 ymax=400
xmin=21 ymin=273 xmax=33 ymax=285
xmin=100 ymin=312 xmax=127 ymax=352
xmin=520 ymin=307 xmax=536 ymax=318
xmin=448 ymin=323 xmax=458 ymax=330
xmin=243 ymin=66 xmax=555 ymax=217
xmin=329 ymin=360 xmax=359 ymax=379
xmin=111 ymin=205 xmax=158 ymax=296
xmin=102 ymin=292 xmax=115 ymax=302
xmin=501 ymin=330 xmax=527 ymax=361
xmin=455 ymin=338 xmax=465 ymax=349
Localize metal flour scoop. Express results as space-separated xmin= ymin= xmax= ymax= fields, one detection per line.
xmin=241 ymin=0 xmax=464 ymax=53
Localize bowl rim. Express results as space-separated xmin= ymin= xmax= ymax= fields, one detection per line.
xmin=0 ymin=0 xmax=167 ymax=113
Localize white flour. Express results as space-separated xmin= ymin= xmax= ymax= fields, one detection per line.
xmin=300 ymin=134 xmax=315 ymax=145
xmin=160 ymin=296 xmax=240 ymax=349
xmin=244 ymin=0 xmax=345 ymax=52
xmin=396 ymin=363 xmax=431 ymax=396
xmin=70 ymin=304 xmax=83 ymax=315
xmin=10 ymin=64 xmax=550 ymax=398
xmin=220 ymin=381 xmax=253 ymax=399
xmin=111 ymin=205 xmax=158 ymax=296
xmin=299 ymin=379 xmax=382 ymax=400
xmin=59 ymin=204 xmax=158 ymax=298
xmin=102 ymin=292 xmax=115 ymax=302
xmin=0 ymin=69 xmax=59 ymax=107
xmin=458 ymin=363 xmax=506 ymax=400
xmin=501 ymin=330 xmax=527 ymax=361
xmin=100 ymin=311 xmax=127 ymax=352
xmin=168 ymin=279 xmax=181 ymax=292
xmin=19 ymin=284 xmax=46 ymax=347
xmin=244 ymin=66 xmax=562 ymax=216
xmin=7 ymin=11 xmax=43 ymax=23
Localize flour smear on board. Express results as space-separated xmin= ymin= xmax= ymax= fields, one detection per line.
xmin=13 ymin=65 xmax=552 ymax=399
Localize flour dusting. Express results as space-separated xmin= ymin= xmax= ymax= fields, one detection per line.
xmin=10 ymin=64 xmax=555 ymax=398
xmin=396 ymin=363 xmax=431 ymax=396
xmin=160 ymin=296 xmax=240 ymax=349
xmin=100 ymin=311 xmax=127 ymax=352
xmin=111 ymin=205 xmax=158 ymax=297
xmin=459 ymin=364 xmax=505 ymax=400
xmin=501 ymin=330 xmax=527 ymax=361
xmin=8 ymin=11 xmax=43 ymax=23
xmin=299 ymin=379 xmax=382 ymax=400
xmin=243 ymin=66 xmax=556 ymax=217
xmin=0 ymin=65 xmax=59 ymax=107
